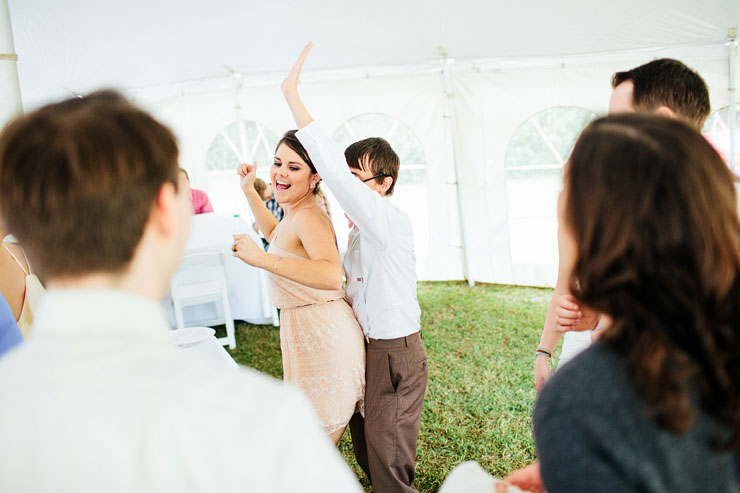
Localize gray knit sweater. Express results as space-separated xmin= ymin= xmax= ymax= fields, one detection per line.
xmin=534 ymin=341 xmax=740 ymax=492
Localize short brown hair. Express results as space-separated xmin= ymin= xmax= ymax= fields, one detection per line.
xmin=0 ymin=90 xmax=180 ymax=279
xmin=276 ymin=130 xmax=320 ymax=196
xmin=611 ymin=58 xmax=710 ymax=130
xmin=344 ymin=138 xmax=399 ymax=196
xmin=253 ymin=177 xmax=267 ymax=197
xmin=565 ymin=114 xmax=740 ymax=448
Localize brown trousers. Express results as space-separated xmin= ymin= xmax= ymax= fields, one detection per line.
xmin=349 ymin=332 xmax=428 ymax=493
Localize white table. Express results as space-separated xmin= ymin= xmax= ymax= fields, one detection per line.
xmin=165 ymin=213 xmax=279 ymax=328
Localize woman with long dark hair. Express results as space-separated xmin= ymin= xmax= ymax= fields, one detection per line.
xmin=498 ymin=114 xmax=740 ymax=492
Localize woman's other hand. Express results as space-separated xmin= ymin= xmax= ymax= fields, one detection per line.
xmin=232 ymin=234 xmax=265 ymax=267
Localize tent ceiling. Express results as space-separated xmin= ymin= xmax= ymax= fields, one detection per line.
xmin=8 ymin=0 xmax=740 ymax=107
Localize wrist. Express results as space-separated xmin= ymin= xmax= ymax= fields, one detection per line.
xmin=255 ymin=251 xmax=272 ymax=270
xmin=535 ymin=346 xmax=552 ymax=359
xmin=283 ymin=89 xmax=300 ymax=102
xmin=243 ymin=186 xmax=260 ymax=201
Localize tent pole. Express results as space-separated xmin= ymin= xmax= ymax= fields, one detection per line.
xmin=232 ymin=73 xmax=247 ymax=162
xmin=0 ymin=0 xmax=22 ymax=128
xmin=441 ymin=54 xmax=475 ymax=287
xmin=729 ymin=28 xmax=737 ymax=172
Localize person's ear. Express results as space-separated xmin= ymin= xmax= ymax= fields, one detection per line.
xmin=311 ymin=174 xmax=321 ymax=188
xmin=654 ymin=105 xmax=676 ymax=120
xmin=381 ymin=176 xmax=394 ymax=194
xmin=151 ymin=182 xmax=180 ymax=238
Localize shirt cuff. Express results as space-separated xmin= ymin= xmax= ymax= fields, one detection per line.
xmin=295 ymin=120 xmax=321 ymax=148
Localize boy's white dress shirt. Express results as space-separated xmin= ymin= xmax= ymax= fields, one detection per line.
xmin=297 ymin=122 xmax=421 ymax=340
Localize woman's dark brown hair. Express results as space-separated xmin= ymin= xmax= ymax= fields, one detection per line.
xmin=565 ymin=114 xmax=740 ymax=448
xmin=275 ymin=130 xmax=320 ymax=196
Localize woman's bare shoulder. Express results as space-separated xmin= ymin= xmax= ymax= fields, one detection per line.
xmin=294 ymin=204 xmax=334 ymax=231
xmin=2 ymin=242 xmax=29 ymax=271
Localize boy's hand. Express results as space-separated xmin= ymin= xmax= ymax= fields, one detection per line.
xmin=281 ymin=42 xmax=313 ymax=98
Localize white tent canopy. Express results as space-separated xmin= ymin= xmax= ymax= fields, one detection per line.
xmin=5 ymin=0 xmax=740 ymax=286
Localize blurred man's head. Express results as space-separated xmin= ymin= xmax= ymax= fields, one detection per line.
xmin=0 ymin=90 xmax=190 ymax=293
xmin=609 ymin=58 xmax=710 ymax=130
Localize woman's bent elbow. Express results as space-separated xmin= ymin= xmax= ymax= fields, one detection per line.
xmin=323 ymin=271 xmax=343 ymax=291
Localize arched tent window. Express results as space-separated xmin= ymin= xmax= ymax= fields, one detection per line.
xmin=505 ymin=106 xmax=596 ymax=284
xmin=205 ymin=120 xmax=279 ymax=215
xmin=333 ymin=113 xmax=427 ymax=184
xmin=702 ymin=103 xmax=740 ymax=166
xmin=332 ymin=113 xmax=430 ymax=278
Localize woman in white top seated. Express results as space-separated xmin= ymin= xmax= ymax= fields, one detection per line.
xmin=0 ymin=223 xmax=44 ymax=337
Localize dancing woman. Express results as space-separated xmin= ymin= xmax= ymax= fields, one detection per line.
xmin=232 ymin=131 xmax=364 ymax=445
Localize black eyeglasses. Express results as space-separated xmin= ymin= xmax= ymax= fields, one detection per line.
xmin=361 ymin=174 xmax=389 ymax=183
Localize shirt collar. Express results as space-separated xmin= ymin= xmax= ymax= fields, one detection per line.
xmin=32 ymin=288 xmax=171 ymax=343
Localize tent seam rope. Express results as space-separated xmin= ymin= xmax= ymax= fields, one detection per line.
xmin=0 ymin=53 xmax=18 ymax=61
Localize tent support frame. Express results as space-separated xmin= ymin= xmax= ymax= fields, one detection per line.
xmin=441 ymin=54 xmax=475 ymax=287
xmin=0 ymin=0 xmax=22 ymax=128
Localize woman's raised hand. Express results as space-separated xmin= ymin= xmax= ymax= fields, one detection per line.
xmin=281 ymin=42 xmax=313 ymax=97
xmin=237 ymin=162 xmax=258 ymax=193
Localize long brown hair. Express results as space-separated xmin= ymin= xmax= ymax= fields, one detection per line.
xmin=565 ymin=114 xmax=740 ymax=448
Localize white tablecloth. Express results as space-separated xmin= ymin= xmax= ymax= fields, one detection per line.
xmin=170 ymin=327 xmax=239 ymax=369
xmin=164 ymin=213 xmax=279 ymax=328
xmin=178 ymin=336 xmax=239 ymax=369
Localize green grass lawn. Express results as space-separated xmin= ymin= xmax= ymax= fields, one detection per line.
xmin=224 ymin=281 xmax=553 ymax=492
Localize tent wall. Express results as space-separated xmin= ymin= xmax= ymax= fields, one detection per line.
xmin=130 ymin=46 xmax=735 ymax=286
xmin=452 ymin=48 xmax=732 ymax=286
xmin=135 ymin=72 xmax=465 ymax=282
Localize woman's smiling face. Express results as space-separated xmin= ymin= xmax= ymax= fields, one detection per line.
xmin=270 ymin=143 xmax=317 ymax=206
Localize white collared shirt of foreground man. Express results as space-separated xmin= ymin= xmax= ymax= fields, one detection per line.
xmin=0 ymin=289 xmax=362 ymax=493
xmin=296 ymin=122 xmax=421 ymax=339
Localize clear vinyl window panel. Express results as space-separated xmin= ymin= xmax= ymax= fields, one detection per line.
xmin=703 ymin=103 xmax=740 ymax=166
xmin=505 ymin=107 xmax=596 ymax=276
xmin=205 ymin=120 xmax=279 ymax=216
xmin=333 ymin=113 xmax=428 ymax=184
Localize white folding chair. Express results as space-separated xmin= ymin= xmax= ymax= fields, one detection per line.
xmin=171 ymin=249 xmax=236 ymax=349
